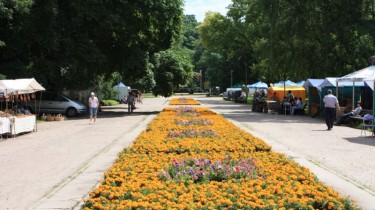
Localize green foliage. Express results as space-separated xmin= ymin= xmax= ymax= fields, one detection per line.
xmin=181 ymin=15 xmax=199 ymax=50
xmin=0 ymin=0 xmax=184 ymax=90
xmin=3 ymin=0 xmax=375 ymax=93
xmin=197 ymin=0 xmax=375 ymax=88
xmin=100 ymin=100 xmax=119 ymax=106
xmin=96 ymin=72 xmax=121 ymax=100
xmin=0 ymin=74 xmax=6 ymax=79
xmin=0 ymin=0 xmax=33 ymax=46
xmin=152 ymin=48 xmax=193 ymax=97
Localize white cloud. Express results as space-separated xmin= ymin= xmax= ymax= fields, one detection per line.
xmin=184 ymin=0 xmax=231 ymax=22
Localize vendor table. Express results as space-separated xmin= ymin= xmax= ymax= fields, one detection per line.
xmin=267 ymin=100 xmax=277 ymax=114
xmin=10 ymin=115 xmax=36 ymax=135
xmin=0 ymin=117 xmax=11 ymax=134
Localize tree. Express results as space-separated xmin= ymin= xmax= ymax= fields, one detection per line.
xmin=236 ymin=0 xmax=375 ymax=81
xmin=152 ymin=49 xmax=193 ymax=97
xmin=0 ymin=0 xmax=33 ymax=47
xmin=0 ymin=0 xmax=184 ymax=91
xmin=198 ymin=0 xmax=375 ymax=87
xmin=197 ymin=11 xmax=257 ymax=89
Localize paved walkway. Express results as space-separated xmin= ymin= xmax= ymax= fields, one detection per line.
xmin=1 ymin=95 xmax=375 ymax=209
xmin=0 ymin=97 xmax=169 ymax=210
xmin=199 ymin=96 xmax=375 ymax=209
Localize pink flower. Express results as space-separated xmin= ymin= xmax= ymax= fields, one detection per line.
xmin=233 ymin=166 xmax=241 ymax=173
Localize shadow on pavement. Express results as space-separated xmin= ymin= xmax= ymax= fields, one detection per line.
xmin=221 ymin=111 xmax=324 ymax=125
xmin=205 ymin=105 xmax=251 ymax=110
xmin=65 ymin=109 xmax=160 ymax=121
xmin=343 ymin=137 xmax=375 ymax=147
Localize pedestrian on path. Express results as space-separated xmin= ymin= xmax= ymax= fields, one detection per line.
xmin=89 ymin=92 xmax=99 ymax=124
xmin=127 ymin=93 xmax=135 ymax=113
xmin=323 ymin=89 xmax=340 ymax=130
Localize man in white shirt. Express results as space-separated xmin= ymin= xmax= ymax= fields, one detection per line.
xmin=335 ymin=102 xmax=362 ymax=125
xmin=88 ymin=92 xmax=99 ymax=124
xmin=323 ymin=89 xmax=340 ymax=130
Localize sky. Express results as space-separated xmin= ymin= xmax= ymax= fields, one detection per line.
xmin=184 ymin=0 xmax=232 ymax=22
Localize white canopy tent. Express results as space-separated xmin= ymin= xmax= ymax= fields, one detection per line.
xmin=247 ymin=81 xmax=268 ymax=96
xmin=0 ymin=78 xmax=45 ymax=135
xmin=272 ymin=80 xmax=299 ymax=87
xmin=303 ymin=79 xmax=324 ymax=92
xmin=336 ymin=65 xmax=375 ymax=111
xmin=0 ymin=78 xmax=45 ymax=94
xmin=113 ymin=82 xmax=130 ymax=101
xmin=319 ymin=77 xmax=364 ymax=88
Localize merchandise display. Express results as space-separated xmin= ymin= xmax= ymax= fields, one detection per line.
xmin=0 ymin=78 xmax=46 ymax=136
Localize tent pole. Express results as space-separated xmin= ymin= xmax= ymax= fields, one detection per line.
xmin=373 ymin=80 xmax=375 ymax=135
xmin=34 ymin=89 xmax=37 ymax=132
xmin=307 ymin=88 xmax=310 ymax=115
xmin=352 ymin=80 xmax=355 ymax=110
xmin=336 ymin=80 xmax=339 ymax=118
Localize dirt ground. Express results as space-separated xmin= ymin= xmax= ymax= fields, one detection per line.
xmin=0 ymin=95 xmax=374 ymax=209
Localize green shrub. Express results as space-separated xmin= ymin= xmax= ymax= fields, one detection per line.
xmin=101 ymin=100 xmax=120 ymax=106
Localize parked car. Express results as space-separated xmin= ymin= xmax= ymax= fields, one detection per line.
xmin=25 ymin=91 xmax=88 ymax=117
xmin=194 ymin=87 xmax=205 ymax=93
xmin=174 ymin=87 xmax=194 ymax=94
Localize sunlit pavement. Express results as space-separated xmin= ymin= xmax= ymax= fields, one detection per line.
xmin=197 ymin=95 xmax=375 ymax=209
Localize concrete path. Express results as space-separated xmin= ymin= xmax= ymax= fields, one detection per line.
xmin=198 ymin=96 xmax=375 ymax=209
xmin=1 ymin=95 xmax=375 ymax=209
xmin=0 ymin=97 xmax=169 ymax=210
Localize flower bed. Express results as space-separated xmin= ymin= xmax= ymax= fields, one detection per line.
xmin=82 ymin=103 xmax=358 ymax=210
xmin=169 ymin=97 xmax=200 ymax=105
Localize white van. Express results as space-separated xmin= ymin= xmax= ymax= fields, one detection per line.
xmin=25 ymin=91 xmax=88 ymax=117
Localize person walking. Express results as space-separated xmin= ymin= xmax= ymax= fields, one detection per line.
xmin=323 ymin=89 xmax=340 ymax=130
xmin=137 ymin=90 xmax=143 ymax=104
xmin=88 ymin=92 xmax=99 ymax=124
xmin=127 ymin=93 xmax=135 ymax=113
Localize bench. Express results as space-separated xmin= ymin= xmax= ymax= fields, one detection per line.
xmin=348 ymin=109 xmax=372 ymax=124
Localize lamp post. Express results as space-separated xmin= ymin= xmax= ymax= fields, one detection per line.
xmin=231 ymin=70 xmax=233 ymax=87
xmin=199 ymin=69 xmax=203 ymax=89
xmin=244 ymin=61 xmax=247 ymax=85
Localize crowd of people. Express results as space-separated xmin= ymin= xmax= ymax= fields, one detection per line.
xmin=258 ymin=89 xmax=304 ymax=115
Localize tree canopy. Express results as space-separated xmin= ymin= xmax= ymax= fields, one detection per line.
xmin=2 ymin=0 xmax=375 ymax=95
xmin=0 ymin=0 xmax=184 ymax=91
xmin=197 ymin=0 xmax=375 ymax=90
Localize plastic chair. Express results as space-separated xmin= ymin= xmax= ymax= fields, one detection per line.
xmin=361 ymin=114 xmax=375 ymax=137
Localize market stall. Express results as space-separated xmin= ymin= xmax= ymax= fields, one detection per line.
xmin=266 ymin=85 xmax=307 ymax=102
xmin=303 ymin=79 xmax=324 ymax=116
xmin=0 ymin=78 xmax=45 ymax=136
xmin=336 ymin=65 xmax=375 ymax=111
xmin=0 ymin=117 xmax=11 ymax=134
xmin=247 ymin=81 xmax=268 ymax=96
xmin=319 ymin=77 xmax=365 ymax=117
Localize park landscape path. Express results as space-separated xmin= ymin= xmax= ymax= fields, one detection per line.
xmin=0 ymin=97 xmax=168 ymax=210
xmin=199 ymin=96 xmax=375 ymax=209
xmin=0 ymin=95 xmax=374 ymax=209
